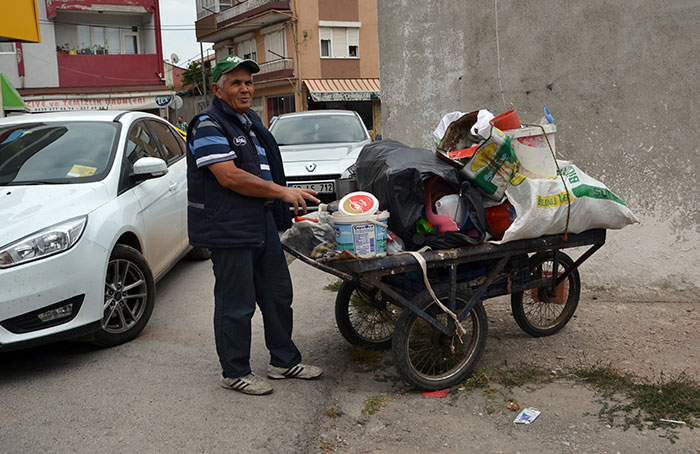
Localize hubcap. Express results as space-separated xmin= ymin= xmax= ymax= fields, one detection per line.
xmin=103 ymin=258 xmax=148 ymax=334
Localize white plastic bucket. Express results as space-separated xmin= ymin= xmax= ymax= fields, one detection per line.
xmin=332 ymin=211 xmax=390 ymax=258
xmin=505 ymin=124 xmax=557 ymax=179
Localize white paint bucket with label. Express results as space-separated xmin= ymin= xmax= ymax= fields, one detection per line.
xmin=332 ymin=211 xmax=390 ymax=258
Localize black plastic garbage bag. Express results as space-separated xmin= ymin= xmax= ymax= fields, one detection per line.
xmin=355 ymin=139 xmax=461 ymax=247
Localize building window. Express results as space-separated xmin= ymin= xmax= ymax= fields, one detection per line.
xmin=264 ymin=29 xmax=286 ymax=61
xmin=319 ymin=26 xmax=360 ymax=59
xmin=267 ymin=94 xmax=294 ymax=124
xmin=238 ymin=38 xmax=257 ymax=62
xmin=106 ymin=28 xmax=121 ymax=54
xmin=0 ymin=43 xmax=15 ymax=54
xmin=320 ymin=38 xmax=330 ymax=57
xmin=60 ymin=25 xmax=136 ymax=55
xmin=122 ymin=32 xmax=139 ymax=54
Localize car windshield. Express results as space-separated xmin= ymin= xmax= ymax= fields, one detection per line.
xmin=0 ymin=121 xmax=118 ymax=186
xmin=270 ymin=114 xmax=368 ymax=146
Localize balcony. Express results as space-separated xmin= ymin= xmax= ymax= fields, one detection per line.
xmin=57 ymin=54 xmax=164 ymax=88
xmin=46 ymin=0 xmax=156 ymax=19
xmin=255 ymin=58 xmax=294 ymax=82
xmin=218 ymin=0 xmax=290 ymax=24
xmin=196 ymin=0 xmax=290 ymax=42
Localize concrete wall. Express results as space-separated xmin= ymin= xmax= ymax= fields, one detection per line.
xmin=377 ymin=1 xmax=700 ymax=301
xmin=20 ymin=0 xmax=59 ymax=88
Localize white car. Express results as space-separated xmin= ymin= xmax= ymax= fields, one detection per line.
xmin=269 ymin=110 xmax=371 ymax=209
xmin=0 ymin=111 xmax=208 ymax=351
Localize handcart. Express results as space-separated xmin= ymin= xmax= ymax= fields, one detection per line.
xmin=284 ymin=228 xmax=606 ymax=391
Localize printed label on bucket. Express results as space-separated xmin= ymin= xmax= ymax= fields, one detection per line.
xmin=334 ymin=212 xmax=389 ymax=258
xmin=352 ymin=223 xmax=376 ymax=257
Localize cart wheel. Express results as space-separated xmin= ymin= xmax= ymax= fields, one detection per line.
xmin=511 ymin=252 xmax=581 ymax=337
xmin=335 ymin=281 xmax=401 ymax=350
xmin=392 ymin=284 xmax=487 ymax=391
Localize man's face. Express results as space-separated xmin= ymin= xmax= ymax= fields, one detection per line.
xmin=178 ymin=116 xmax=183 ymax=122
xmin=212 ymin=67 xmax=254 ymax=114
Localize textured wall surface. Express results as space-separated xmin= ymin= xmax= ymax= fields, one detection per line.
xmin=377 ymin=1 xmax=700 ymax=300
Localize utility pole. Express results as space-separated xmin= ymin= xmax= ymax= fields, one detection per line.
xmin=200 ymin=42 xmax=207 ymax=110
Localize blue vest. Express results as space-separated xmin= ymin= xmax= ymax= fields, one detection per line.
xmin=186 ymin=97 xmax=289 ymax=248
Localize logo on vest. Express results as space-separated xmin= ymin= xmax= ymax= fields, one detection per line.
xmin=234 ymin=136 xmax=247 ymax=146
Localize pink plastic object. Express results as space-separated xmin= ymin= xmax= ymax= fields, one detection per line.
xmin=424 ymin=176 xmax=460 ymax=234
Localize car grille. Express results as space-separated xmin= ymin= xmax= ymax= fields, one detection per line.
xmin=285 ymin=174 xmax=342 ymax=183
xmin=1 ymin=295 xmax=84 ymax=334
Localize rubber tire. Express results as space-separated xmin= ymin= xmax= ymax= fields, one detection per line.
xmin=511 ymin=252 xmax=580 ymax=337
xmin=187 ymin=246 xmax=211 ymax=260
xmin=90 ymin=245 xmax=156 ymax=347
xmin=335 ymin=281 xmax=399 ymax=350
xmin=392 ymin=283 xmax=488 ymax=391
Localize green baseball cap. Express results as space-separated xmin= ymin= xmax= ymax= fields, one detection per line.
xmin=211 ymin=55 xmax=260 ymax=84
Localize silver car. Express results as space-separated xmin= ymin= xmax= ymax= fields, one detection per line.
xmin=269 ymin=110 xmax=371 ymax=209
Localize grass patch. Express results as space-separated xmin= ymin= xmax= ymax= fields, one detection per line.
xmin=362 ymin=393 xmax=391 ymax=416
xmin=325 ymin=405 xmax=343 ymax=418
xmin=573 ymin=365 xmax=699 ymax=439
xmin=324 ymin=279 xmax=342 ymax=292
xmin=446 ymin=364 xmax=699 ymax=442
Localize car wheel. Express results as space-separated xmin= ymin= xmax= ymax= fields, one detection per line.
xmin=90 ymin=244 xmax=155 ymax=347
xmin=187 ymin=246 xmax=211 ymax=260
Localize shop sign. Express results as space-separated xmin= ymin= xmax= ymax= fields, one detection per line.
xmin=309 ymin=91 xmax=376 ymax=102
xmin=25 ymin=95 xmax=173 ymax=112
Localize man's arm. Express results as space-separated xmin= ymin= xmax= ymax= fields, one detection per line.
xmin=208 ymin=160 xmax=320 ymax=215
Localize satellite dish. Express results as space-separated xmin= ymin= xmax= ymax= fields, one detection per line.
xmin=170 ymin=53 xmax=180 ymax=64
xmin=172 ymin=95 xmax=184 ymax=110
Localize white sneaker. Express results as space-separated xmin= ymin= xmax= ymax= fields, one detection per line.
xmin=220 ymin=373 xmax=273 ymax=395
xmin=267 ymin=363 xmax=323 ymax=380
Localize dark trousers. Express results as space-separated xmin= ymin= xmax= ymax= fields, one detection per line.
xmin=210 ymin=211 xmax=301 ymax=378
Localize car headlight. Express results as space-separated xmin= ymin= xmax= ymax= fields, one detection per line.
xmin=341 ymin=163 xmax=357 ymax=179
xmin=0 ymin=216 xmax=87 ymax=269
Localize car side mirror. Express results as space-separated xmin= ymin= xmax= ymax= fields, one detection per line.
xmin=130 ymin=156 xmax=168 ymax=181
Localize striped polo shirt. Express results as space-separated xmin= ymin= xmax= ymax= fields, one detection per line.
xmin=189 ymin=112 xmax=273 ymax=182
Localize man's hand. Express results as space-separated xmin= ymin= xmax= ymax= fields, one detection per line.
xmin=281 ymin=187 xmax=320 ymax=215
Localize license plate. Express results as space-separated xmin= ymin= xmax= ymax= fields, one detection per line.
xmin=287 ymin=182 xmax=335 ymax=193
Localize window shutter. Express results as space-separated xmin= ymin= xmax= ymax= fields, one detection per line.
xmin=347 ymin=27 xmax=359 ymax=48
xmin=332 ymin=28 xmax=347 ymax=58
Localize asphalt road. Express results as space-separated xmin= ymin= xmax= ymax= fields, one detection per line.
xmin=1 ymin=255 xmax=698 ymax=453
xmin=0 ymin=256 xmax=348 ymax=454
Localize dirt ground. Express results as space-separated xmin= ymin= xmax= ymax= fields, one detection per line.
xmin=317 ymin=293 xmax=699 ymax=453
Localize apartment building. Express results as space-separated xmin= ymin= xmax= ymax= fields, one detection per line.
xmin=194 ymin=0 xmax=381 ymax=134
xmin=0 ymin=0 xmax=174 ymax=116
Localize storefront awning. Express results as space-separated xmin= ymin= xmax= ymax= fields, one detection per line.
xmin=304 ymin=79 xmax=380 ymax=102
xmin=1 ymin=73 xmax=29 ymax=113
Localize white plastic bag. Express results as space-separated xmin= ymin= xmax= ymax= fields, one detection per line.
xmin=433 ymin=110 xmax=495 ymax=146
xmin=280 ymin=211 xmax=337 ymax=259
xmin=498 ymin=164 xmax=639 ymax=243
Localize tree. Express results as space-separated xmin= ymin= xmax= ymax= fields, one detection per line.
xmin=182 ymin=61 xmax=212 ymax=94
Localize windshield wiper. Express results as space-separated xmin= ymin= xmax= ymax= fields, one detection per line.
xmin=1 ymin=180 xmax=68 ymax=186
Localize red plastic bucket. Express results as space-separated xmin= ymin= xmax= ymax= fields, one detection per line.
xmin=486 ymin=201 xmax=516 ymax=238
xmin=490 ymin=110 xmax=521 ymax=131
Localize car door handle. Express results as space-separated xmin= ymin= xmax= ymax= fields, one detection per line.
xmin=168 ymin=182 xmax=178 ymax=192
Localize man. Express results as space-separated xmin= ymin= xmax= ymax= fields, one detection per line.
xmin=176 ymin=115 xmax=188 ymax=131
xmin=186 ymin=55 xmax=322 ymax=395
